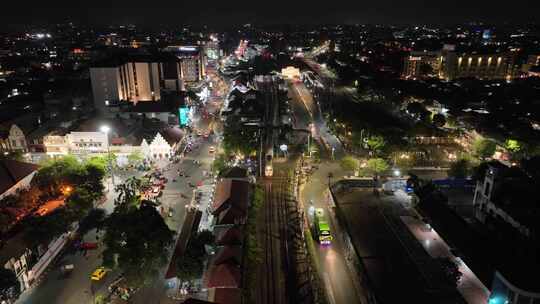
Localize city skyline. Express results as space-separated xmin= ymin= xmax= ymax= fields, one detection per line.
xmin=1 ymin=0 xmax=540 ymax=28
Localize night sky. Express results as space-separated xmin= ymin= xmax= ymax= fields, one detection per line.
xmin=2 ymin=0 xmax=539 ymax=27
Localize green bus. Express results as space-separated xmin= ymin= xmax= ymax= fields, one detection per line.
xmin=314 ymin=208 xmax=333 ymax=245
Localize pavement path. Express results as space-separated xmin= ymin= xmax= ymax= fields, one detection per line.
xmin=401 ymin=216 xmax=490 ymax=304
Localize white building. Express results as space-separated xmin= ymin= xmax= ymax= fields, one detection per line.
xmin=65 ymin=131 xmax=109 ymax=155
xmin=90 ymin=53 xmax=183 ymax=114
xmin=140 ymin=127 xmax=185 ymax=160
xmin=0 ymin=125 xmax=29 ymax=154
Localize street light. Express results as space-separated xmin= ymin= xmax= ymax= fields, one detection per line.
xmin=100 ymin=125 xmax=115 ymax=187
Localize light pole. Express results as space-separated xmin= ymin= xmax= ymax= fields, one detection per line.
xmin=100 ymin=125 xmax=115 ymax=187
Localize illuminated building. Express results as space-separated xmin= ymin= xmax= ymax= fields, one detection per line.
xmin=440 ymin=51 xmax=513 ymax=81
xmin=90 ymin=53 xmax=182 ymax=114
xmin=162 ymin=46 xmax=206 ymax=84
xmin=401 ymin=51 xmax=442 ymax=79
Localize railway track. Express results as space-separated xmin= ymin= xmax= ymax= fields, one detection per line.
xmin=257 ymin=168 xmax=290 ymax=304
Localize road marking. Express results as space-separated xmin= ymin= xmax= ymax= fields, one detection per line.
xmin=323 ymin=272 xmax=337 ymax=304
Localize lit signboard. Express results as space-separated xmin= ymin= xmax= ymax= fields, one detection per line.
xmin=179 ymin=107 xmax=189 ymax=126
xmin=178 ymin=46 xmax=198 ymax=52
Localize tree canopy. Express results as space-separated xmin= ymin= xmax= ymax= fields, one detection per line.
xmin=432 ymin=113 xmax=446 ymax=128
xmin=102 ymin=203 xmax=173 ymax=287
xmin=339 ymin=156 xmax=359 ymax=174
xmin=365 ymin=135 xmax=386 ymax=155
xmin=177 ymin=231 xmax=214 ymax=282
xmin=472 ymin=138 xmax=496 ymax=160
xmin=366 ymin=158 xmax=389 ymax=176
xmin=448 ymin=158 xmax=472 ymax=179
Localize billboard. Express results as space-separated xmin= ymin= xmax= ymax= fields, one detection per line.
xmin=179 ymin=107 xmax=189 ymax=126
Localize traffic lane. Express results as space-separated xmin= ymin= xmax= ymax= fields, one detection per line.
xmin=292 ymin=82 xmax=344 ymax=158
xmin=288 ymin=83 xmax=311 ymax=130
xmin=132 ymin=135 xmax=219 ymax=302
xmin=17 ymin=229 xmax=118 ymax=304
xmin=300 ymin=162 xmax=362 ymax=304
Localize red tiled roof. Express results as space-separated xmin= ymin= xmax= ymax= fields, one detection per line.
xmin=211 ymin=288 xmax=242 ymax=304
xmin=215 ymin=227 xmax=244 ymax=246
xmin=213 ymin=246 xmax=242 ymax=266
xmin=212 ymin=179 xmax=249 ymax=215
xmin=206 ymin=263 xmax=242 ymax=289
xmin=0 ymin=160 xmax=38 ymax=195
xmin=216 ymin=205 xmax=246 ymax=226
xmin=212 ymin=179 xmax=232 ymax=211
xmin=160 ymin=127 xmax=185 ymax=147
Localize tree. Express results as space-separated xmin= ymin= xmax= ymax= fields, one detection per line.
xmin=32 ymin=156 xmax=81 ymax=197
xmin=365 ymin=135 xmax=386 ymax=155
xmin=212 ymin=154 xmax=229 ymax=175
xmin=448 ymin=158 xmax=471 ymax=178
xmin=472 ymin=138 xmax=496 ymax=160
xmin=114 ymin=177 xmax=143 ymax=210
xmin=407 ymin=102 xmax=425 ymax=117
xmin=436 ymin=257 xmax=462 ymax=287
xmin=103 ymin=203 xmax=173 ymax=287
xmin=177 ymin=251 xmax=204 ymax=282
xmin=78 ymin=208 xmax=106 ymax=235
xmin=66 ymin=188 xmax=96 ymax=217
xmin=177 ymin=230 xmax=215 ymax=282
xmin=505 ymin=139 xmax=522 ymax=153
xmin=23 ymin=208 xmax=74 ymax=247
xmin=0 ymin=268 xmax=19 ymax=301
xmin=340 ymin=156 xmax=359 ymax=174
xmin=366 ymin=158 xmax=389 ymax=176
xmin=16 ymin=187 xmax=42 ymax=210
xmin=432 ymin=114 xmax=446 ymax=128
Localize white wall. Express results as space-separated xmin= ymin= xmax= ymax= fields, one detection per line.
xmin=66 ymin=132 xmax=109 ymax=154
xmin=0 ymin=171 xmax=36 ymax=200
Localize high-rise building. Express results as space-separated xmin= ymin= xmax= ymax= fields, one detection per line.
xmin=90 ymin=53 xmax=182 ymax=114
xmin=401 ymin=51 xmax=442 ymax=79
xmin=402 ymin=45 xmax=523 ymax=81
xmin=440 ymin=51 xmax=513 ymax=81
xmin=163 ymin=46 xmax=206 ymax=84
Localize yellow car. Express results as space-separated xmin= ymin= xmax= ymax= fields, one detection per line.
xmin=91 ymin=267 xmax=108 ymax=281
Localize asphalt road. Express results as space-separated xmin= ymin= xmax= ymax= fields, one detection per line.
xmin=17 ymin=73 xmax=225 ymax=304
xmin=289 ymin=79 xmax=363 ymax=304
xmin=290 ymin=82 xmax=344 ymax=158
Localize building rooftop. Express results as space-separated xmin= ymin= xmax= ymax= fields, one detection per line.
xmin=206 ymin=263 xmax=242 ymax=289
xmin=213 ymin=245 xmax=242 ymax=266
xmin=210 ymin=287 xmax=242 ymax=304
xmin=0 ymin=160 xmax=38 ymax=195
xmin=91 ymin=51 xmax=180 ymax=68
xmin=214 ymin=226 xmax=244 ymax=246
xmin=330 ymin=181 xmax=464 ymax=304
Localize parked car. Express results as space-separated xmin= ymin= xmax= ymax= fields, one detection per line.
xmin=80 ymin=242 xmax=98 ymax=250
xmin=91 ymin=267 xmax=108 ymax=281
